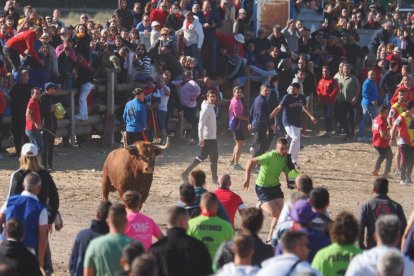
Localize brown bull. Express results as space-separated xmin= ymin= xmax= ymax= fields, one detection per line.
xmin=101 ymin=138 xmax=169 ymax=203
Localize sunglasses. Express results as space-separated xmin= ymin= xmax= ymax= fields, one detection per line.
xmin=81 ymin=16 xmax=88 ymax=19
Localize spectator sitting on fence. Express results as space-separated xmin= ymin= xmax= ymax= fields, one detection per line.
xmin=249 ymin=61 xmax=277 ymax=84
xmin=75 ymin=54 xmax=94 ymax=121
xmin=226 ymin=44 xmax=246 ymax=87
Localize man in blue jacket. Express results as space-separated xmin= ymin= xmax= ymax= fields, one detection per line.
xmin=358 ymin=70 xmax=380 ymax=142
xmin=123 ymin=88 xmax=147 ymax=145
xmin=0 ymin=172 xmax=48 ymax=272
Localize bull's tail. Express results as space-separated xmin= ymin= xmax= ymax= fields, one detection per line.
xmin=101 ymin=161 xmax=112 ymax=200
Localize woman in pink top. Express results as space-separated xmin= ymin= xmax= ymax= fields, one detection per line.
xmin=228 ymin=86 xmax=248 ymax=170
xmin=123 ymin=191 xmax=164 ymax=250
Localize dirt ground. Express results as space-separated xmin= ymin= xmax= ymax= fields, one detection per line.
xmin=1 ymin=131 xmax=413 ymax=275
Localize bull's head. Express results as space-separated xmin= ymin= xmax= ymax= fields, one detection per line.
xmin=127 ymin=137 xmax=170 ymax=173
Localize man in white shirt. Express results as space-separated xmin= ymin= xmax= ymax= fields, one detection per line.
xmin=180 ymin=11 xmax=204 ymax=72
xmin=346 ymin=214 xmax=414 ymax=276
xmin=181 ymin=90 xmax=218 ymax=184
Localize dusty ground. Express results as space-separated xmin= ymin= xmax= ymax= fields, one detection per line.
xmin=0 ymin=132 xmax=413 ymax=275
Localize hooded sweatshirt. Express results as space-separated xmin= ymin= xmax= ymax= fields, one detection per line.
xmin=198 ymin=100 xmax=216 ymax=141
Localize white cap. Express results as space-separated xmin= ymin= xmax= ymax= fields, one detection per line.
xmin=21 ymin=143 xmax=38 ymax=157
xmin=234 ymin=33 xmax=245 ymax=44
xmin=151 ymin=21 xmax=160 ymax=27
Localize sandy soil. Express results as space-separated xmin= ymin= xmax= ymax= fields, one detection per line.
xmin=1 ymin=132 xmax=413 ymax=275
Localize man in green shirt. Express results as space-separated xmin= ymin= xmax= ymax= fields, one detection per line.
xmin=242 ymin=137 xmax=295 ymax=241
xmin=311 ymin=211 xmax=362 ymax=275
xmin=187 ymin=192 xmax=234 ymax=260
xmin=84 ymin=204 xmax=135 ymax=276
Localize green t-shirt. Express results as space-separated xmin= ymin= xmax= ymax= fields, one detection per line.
xmin=311 ymin=243 xmax=362 ymax=276
xmin=187 ymin=215 xmax=234 ymax=259
xmin=84 ymin=233 xmax=134 ymax=276
xmin=256 ymin=150 xmax=289 ymax=187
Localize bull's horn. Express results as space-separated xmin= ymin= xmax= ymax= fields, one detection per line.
xmin=155 ymin=137 xmax=170 ymax=150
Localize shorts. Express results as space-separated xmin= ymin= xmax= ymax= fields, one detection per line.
xmin=232 ymin=128 xmax=245 ymax=141
xmin=255 ymin=185 xmax=284 ymax=203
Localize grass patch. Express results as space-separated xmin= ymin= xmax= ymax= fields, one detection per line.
xmin=62 ymin=11 xmax=113 ymax=26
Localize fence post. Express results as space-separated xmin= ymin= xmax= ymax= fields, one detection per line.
xmin=102 ymin=69 xmax=116 ymax=147
xmin=70 ymin=88 xmax=76 ymax=147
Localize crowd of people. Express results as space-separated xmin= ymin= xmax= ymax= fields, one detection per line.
xmin=2 ymin=0 xmax=414 ymax=275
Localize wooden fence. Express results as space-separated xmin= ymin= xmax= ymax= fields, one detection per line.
xmin=0 ymin=70 xmax=143 ymax=149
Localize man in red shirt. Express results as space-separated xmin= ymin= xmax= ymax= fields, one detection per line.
xmin=390 ymin=75 xmax=414 ymax=106
xmin=214 ymin=174 xmax=246 ymax=227
xmin=25 ymin=87 xmax=43 ymax=155
xmin=150 ymin=1 xmax=169 ymax=27
xmin=316 ymin=66 xmax=339 ymax=137
xmin=3 ymin=26 xmax=43 ymax=72
xmin=391 ymin=101 xmax=414 ymax=185
xmin=372 ymin=105 xmax=393 ymax=178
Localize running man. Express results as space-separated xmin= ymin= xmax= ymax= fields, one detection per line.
xmin=270 ymin=82 xmax=317 ymax=167
xmin=242 ymin=137 xmax=295 ymax=241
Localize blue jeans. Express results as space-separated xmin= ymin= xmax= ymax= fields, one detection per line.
xmin=25 ymin=130 xmax=44 ymax=154
xmin=359 ymin=105 xmax=378 ymax=138
xmin=323 ymin=103 xmax=335 ymax=132
xmin=157 ymin=110 xmax=167 ymax=130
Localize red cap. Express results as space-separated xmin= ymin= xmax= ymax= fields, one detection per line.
xmin=411 ymin=15 xmax=414 ymax=21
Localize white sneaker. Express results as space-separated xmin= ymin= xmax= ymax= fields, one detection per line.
xmin=400 ymin=180 xmax=408 ymax=186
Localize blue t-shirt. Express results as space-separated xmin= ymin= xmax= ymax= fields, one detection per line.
xmin=280 ymin=93 xmax=307 ymax=128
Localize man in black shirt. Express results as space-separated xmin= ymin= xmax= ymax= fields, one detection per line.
xmin=359 ymin=177 xmax=407 ymax=249
xmin=380 ymin=61 xmax=401 ymax=108
xmin=149 ymin=206 xmax=212 ymax=276
xmin=40 ymin=82 xmax=60 ymax=172
xmin=9 ymin=70 xmax=32 ymax=156
xmin=0 ymin=218 xmax=42 ymax=276
xmin=249 ymin=85 xmax=270 ymax=159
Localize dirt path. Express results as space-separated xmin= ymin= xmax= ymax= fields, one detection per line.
xmin=1 ymin=133 xmax=413 ymax=275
